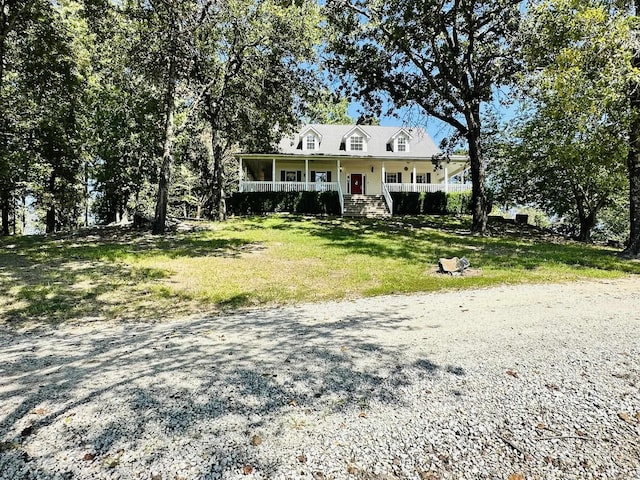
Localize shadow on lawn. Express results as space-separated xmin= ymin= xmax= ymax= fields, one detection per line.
xmin=0 ymin=304 xmax=464 ymax=478
xmin=263 ymin=215 xmax=640 ymax=274
xmin=0 ymin=226 xmax=262 ymax=326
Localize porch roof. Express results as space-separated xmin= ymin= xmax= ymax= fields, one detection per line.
xmin=237 ymin=153 xmax=469 ymax=163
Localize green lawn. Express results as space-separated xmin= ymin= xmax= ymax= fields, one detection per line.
xmin=1 ymin=215 xmax=638 ymax=327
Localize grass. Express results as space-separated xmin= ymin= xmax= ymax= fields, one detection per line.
xmin=1 ymin=214 xmax=638 ymax=327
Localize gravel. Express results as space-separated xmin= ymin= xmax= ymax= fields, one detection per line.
xmin=1 ymin=278 xmax=639 ymax=479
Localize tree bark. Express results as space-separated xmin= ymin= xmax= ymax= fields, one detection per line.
xmin=152 ymin=36 xmax=177 ymax=235
xmin=46 ymin=172 xmax=56 ymax=233
xmin=466 ymin=104 xmax=488 ymax=234
xmin=577 ymin=211 xmax=596 ymax=243
xmin=623 ymin=0 xmax=640 ymax=256
xmin=1 ymin=191 xmax=9 ymax=235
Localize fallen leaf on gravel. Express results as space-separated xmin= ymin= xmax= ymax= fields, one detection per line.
xmin=636 ymin=412 xmax=640 ymax=422
xmin=82 ymin=453 xmax=95 ymax=461
xmin=32 ymin=408 xmax=47 ymax=415
xmin=242 ymin=465 xmax=253 ymax=475
xmin=359 ymin=412 xmax=367 ymax=418
xmin=346 ymin=464 xmax=357 ymax=474
xmin=297 ymin=454 xmax=307 ymax=463
xmin=250 ymin=435 xmax=262 ymax=446
xmin=536 ymin=423 xmax=546 ymax=430
xmin=506 ymin=370 xmax=519 ymax=378
xmin=288 ymin=399 xmax=297 ymax=406
xmin=618 ymin=412 xmax=634 ymax=424
xmin=312 ymin=472 xmax=325 ymax=480
xmin=508 ymin=474 xmax=525 ymax=480
xmin=417 ymin=469 xmax=439 ymax=480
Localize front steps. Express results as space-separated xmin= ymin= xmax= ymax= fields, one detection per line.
xmin=343 ymin=194 xmax=391 ymax=217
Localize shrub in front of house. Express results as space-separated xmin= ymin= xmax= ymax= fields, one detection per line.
xmin=391 ymin=191 xmax=473 ymax=215
xmin=229 ymin=192 xmax=341 ymax=216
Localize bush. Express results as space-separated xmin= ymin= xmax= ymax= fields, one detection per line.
xmin=391 ymin=191 xmax=472 ymax=215
xmin=229 ymin=191 xmax=340 ymax=216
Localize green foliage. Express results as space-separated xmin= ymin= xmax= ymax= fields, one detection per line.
xmin=229 ymin=192 xmax=341 ymax=216
xmin=391 ymin=192 xmax=472 ymax=215
xmin=324 ymin=0 xmax=521 ymax=232
xmin=490 ymin=0 xmax=632 ymax=242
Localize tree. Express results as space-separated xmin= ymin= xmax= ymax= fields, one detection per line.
xmin=325 ymin=0 xmax=521 ymax=233
xmin=303 ymin=90 xmax=353 ymax=124
xmin=491 ymin=0 xmax=632 ymax=242
xmin=191 ymin=0 xmax=322 ymax=221
xmin=625 ymin=0 xmax=640 ymax=255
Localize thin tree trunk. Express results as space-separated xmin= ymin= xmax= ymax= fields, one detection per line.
xmin=46 ymin=172 xmax=56 ymax=233
xmin=1 ymin=191 xmax=9 ymax=235
xmin=466 ymin=104 xmax=488 ymax=234
xmin=624 ymin=0 xmax=640 ymax=256
xmin=153 ymin=43 xmax=177 ymax=235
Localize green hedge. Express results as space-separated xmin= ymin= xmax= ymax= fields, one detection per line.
xmin=229 ymin=191 xmax=341 ymax=216
xmin=391 ymin=191 xmax=473 ymax=215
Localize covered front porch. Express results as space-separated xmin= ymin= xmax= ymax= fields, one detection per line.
xmin=237 ymin=155 xmax=472 ymax=215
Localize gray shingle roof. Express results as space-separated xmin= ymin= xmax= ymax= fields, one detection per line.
xmin=275 ymin=124 xmax=441 ymax=158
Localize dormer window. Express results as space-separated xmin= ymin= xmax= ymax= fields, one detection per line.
xmin=306 ymin=134 xmax=316 ymax=150
xmin=343 ymin=126 xmax=370 ymax=153
xmin=300 ymin=126 xmax=322 ymax=151
xmin=350 ymin=136 xmax=364 ymax=151
xmin=389 ymin=128 xmax=413 ymax=153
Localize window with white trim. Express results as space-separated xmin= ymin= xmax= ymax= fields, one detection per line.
xmin=397 ymin=136 xmax=407 ymax=152
xmin=306 ymin=134 xmax=316 ymax=150
xmin=350 ymin=135 xmax=364 ymax=151
xmin=416 ymin=173 xmax=432 ymax=183
xmin=315 ymin=171 xmax=328 ymax=182
xmin=385 ymin=172 xmax=398 ymax=183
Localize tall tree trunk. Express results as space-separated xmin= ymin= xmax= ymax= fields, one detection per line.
xmin=212 ymin=142 xmax=226 ymax=221
xmin=466 ymin=104 xmax=488 ymax=234
xmin=1 ymin=190 xmax=9 ymax=235
xmin=624 ymin=0 xmax=640 ymax=256
xmin=152 ymin=48 xmax=177 ymax=235
xmin=46 ymin=172 xmax=56 ymax=233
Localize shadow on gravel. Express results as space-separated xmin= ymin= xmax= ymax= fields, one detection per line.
xmin=0 ymin=304 xmax=463 ymax=479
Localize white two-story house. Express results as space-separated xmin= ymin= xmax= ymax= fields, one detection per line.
xmin=237 ymin=124 xmax=470 ymax=215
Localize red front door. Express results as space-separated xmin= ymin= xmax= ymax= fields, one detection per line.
xmin=351 ymin=174 xmax=363 ymax=194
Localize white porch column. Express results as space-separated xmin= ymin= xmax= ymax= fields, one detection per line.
xmin=337 ymin=159 xmax=341 ymax=184
xmin=381 ymin=163 xmax=386 ymax=184
xmin=305 ymin=159 xmax=309 ymax=188
xmin=238 ymin=157 xmax=243 ymax=193
xmin=412 ymin=165 xmax=417 ymax=192
xmin=444 ymin=165 xmax=449 ymax=193
xmin=272 ymin=159 xmax=276 ymax=190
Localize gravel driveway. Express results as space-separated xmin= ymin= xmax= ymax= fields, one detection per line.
xmin=1 ymin=278 xmax=639 ymax=480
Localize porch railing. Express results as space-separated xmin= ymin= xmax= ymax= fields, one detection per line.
xmin=241 ymin=181 xmax=339 ymax=193
xmin=337 ymin=182 xmax=344 ymax=215
xmin=384 ymin=183 xmax=472 ymax=193
xmin=382 ymin=182 xmax=393 ymax=214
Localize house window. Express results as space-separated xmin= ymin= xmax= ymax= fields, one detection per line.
xmin=306 ymin=134 xmax=316 ymax=150
xmin=397 ymin=136 xmax=407 ymax=152
xmin=315 ymin=171 xmax=327 ymax=182
xmin=416 ymin=173 xmax=431 ymax=183
xmin=385 ymin=172 xmax=398 ymax=183
xmin=282 ymin=170 xmax=301 ymax=182
xmin=350 ymin=135 xmax=364 ymax=151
